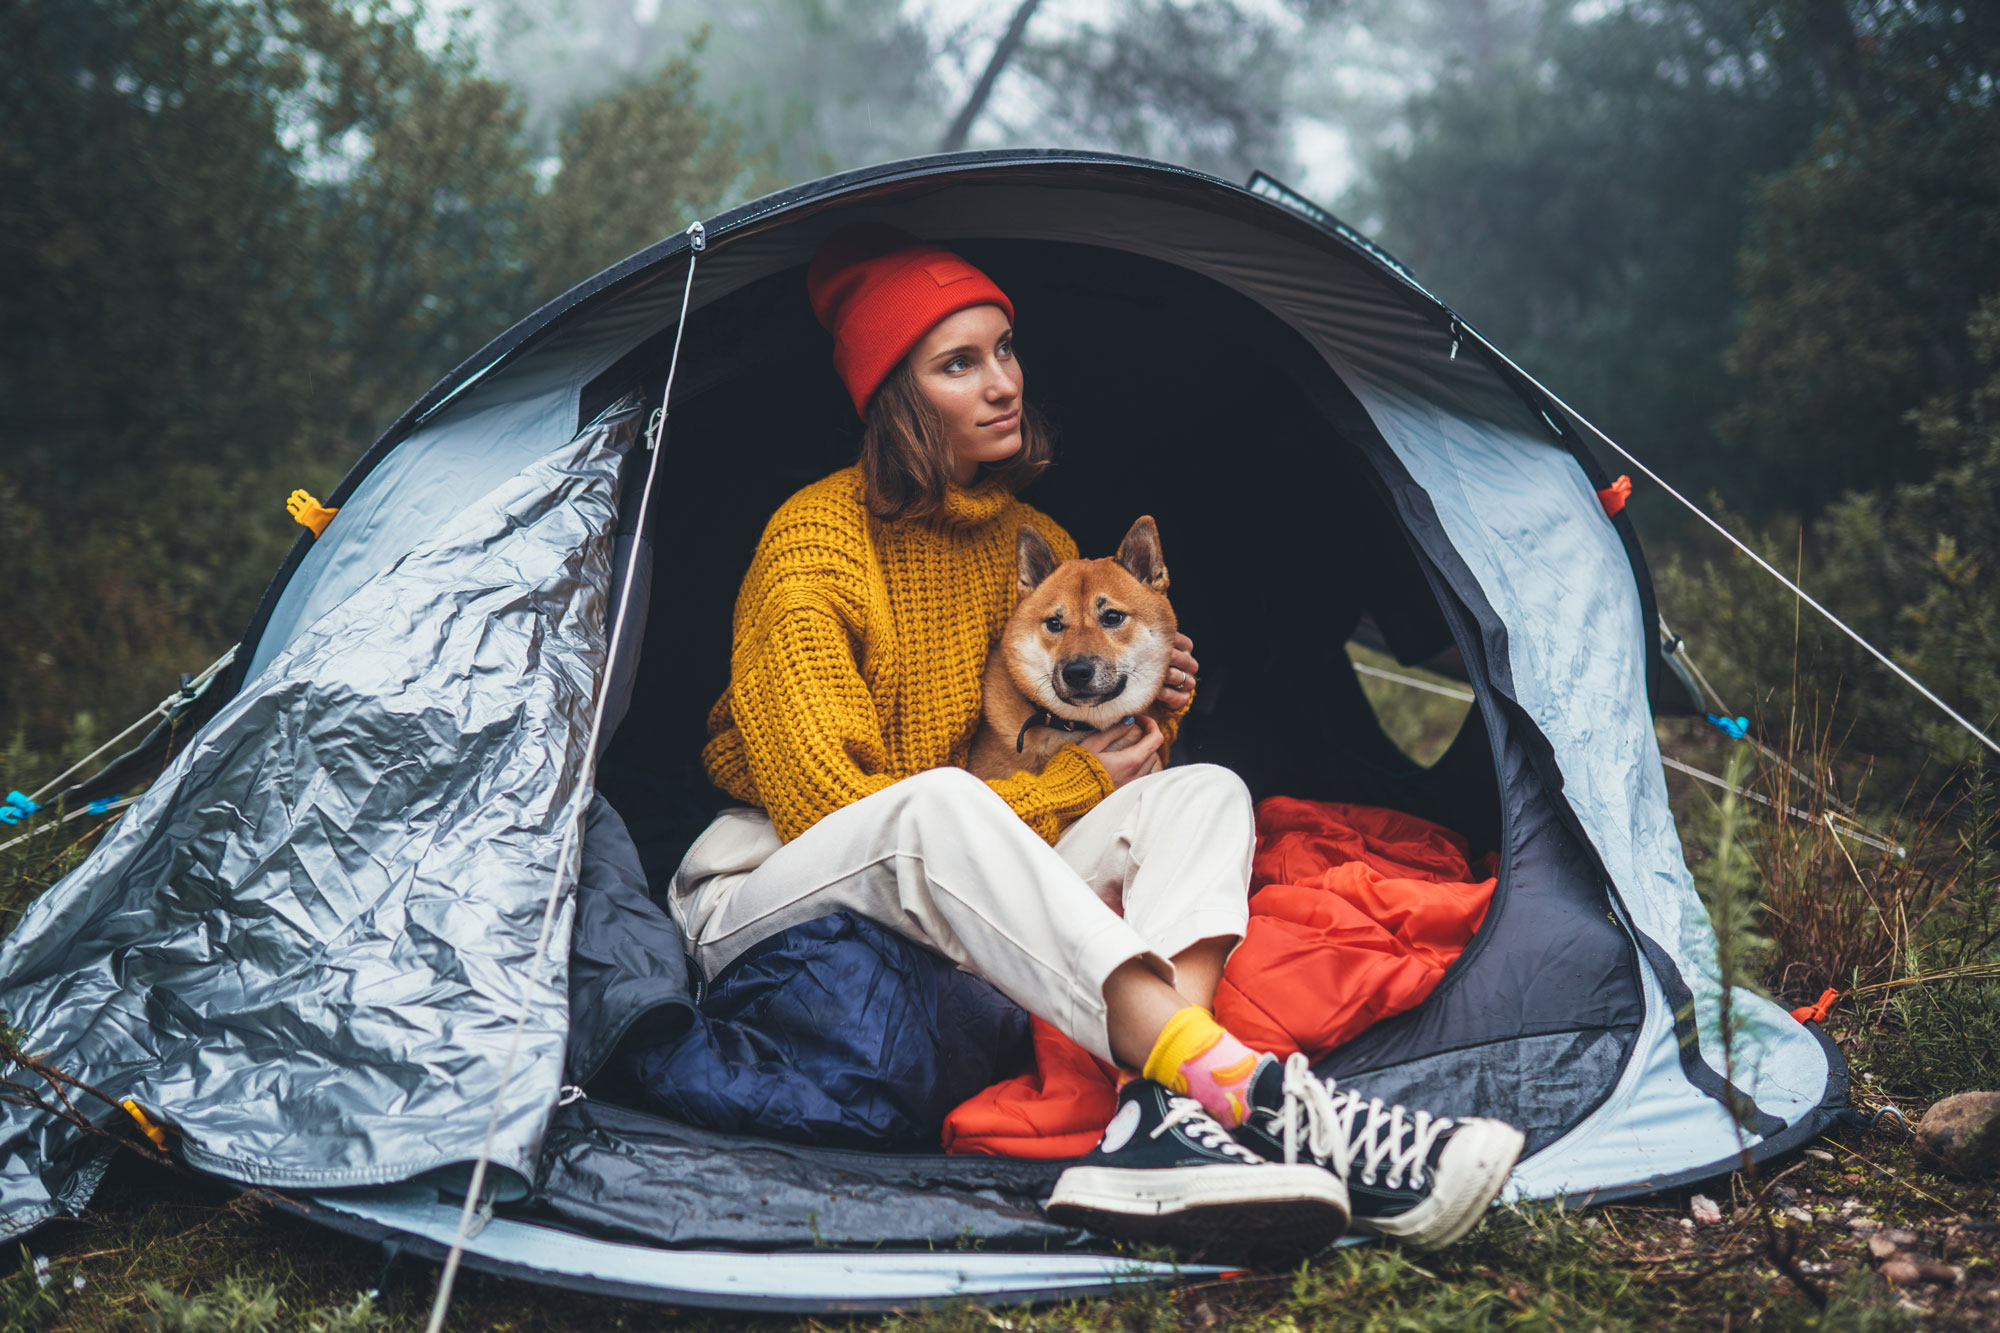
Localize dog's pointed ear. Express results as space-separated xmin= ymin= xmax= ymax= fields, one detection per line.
xmin=1017 ymin=525 xmax=1059 ymax=592
xmin=1116 ymin=516 xmax=1169 ymax=591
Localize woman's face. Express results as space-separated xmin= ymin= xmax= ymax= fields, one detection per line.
xmin=907 ymin=303 xmax=1023 ymax=486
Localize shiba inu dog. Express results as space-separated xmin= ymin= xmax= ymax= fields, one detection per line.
xmin=968 ymin=516 xmax=1178 ymax=781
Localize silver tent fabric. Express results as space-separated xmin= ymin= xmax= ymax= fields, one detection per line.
xmin=0 ymin=411 xmax=630 ymax=1239
xmin=237 ymin=172 xmax=1833 ymax=1197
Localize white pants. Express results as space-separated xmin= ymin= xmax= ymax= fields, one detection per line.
xmin=668 ymin=764 xmax=1255 ymax=1064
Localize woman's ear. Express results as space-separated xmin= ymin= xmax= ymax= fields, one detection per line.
xmin=1017 ymin=526 xmax=1059 ymax=592
xmin=1116 ymin=516 xmax=1169 ymax=590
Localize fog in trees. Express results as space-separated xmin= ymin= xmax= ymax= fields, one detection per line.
xmin=4 ymin=0 xmax=1995 ymax=785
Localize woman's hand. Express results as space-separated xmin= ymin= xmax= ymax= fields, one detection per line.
xmin=1156 ymin=632 xmax=1198 ymax=713
xmin=1079 ymin=714 xmax=1165 ymax=788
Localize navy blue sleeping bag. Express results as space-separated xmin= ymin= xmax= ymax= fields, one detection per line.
xmin=623 ymin=912 xmax=1032 ymax=1150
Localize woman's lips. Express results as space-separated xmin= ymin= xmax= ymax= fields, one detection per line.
xmin=980 ymin=410 xmax=1020 ymax=430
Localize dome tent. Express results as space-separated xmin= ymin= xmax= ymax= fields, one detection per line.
xmin=0 ymin=152 xmax=1844 ymax=1310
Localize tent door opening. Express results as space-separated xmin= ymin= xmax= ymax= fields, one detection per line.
xmin=564 ymin=238 xmax=1642 ymax=1200
xmin=592 ymin=241 xmax=1507 ymax=883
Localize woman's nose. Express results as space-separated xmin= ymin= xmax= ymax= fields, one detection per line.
xmin=986 ymin=361 xmax=1021 ymax=400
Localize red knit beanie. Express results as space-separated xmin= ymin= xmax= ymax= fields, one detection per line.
xmin=807 ymin=224 xmax=1015 ymax=417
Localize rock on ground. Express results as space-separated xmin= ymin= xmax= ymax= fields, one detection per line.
xmin=1914 ymin=1092 xmax=2000 ymax=1178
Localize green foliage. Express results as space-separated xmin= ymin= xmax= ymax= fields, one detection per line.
xmin=1726 ymin=5 xmax=2000 ymax=513
xmin=1344 ymin=643 xmax=1473 ymax=767
xmin=143 ymin=1278 xmax=285 ymax=1333
xmin=141 ymin=1276 xmax=388 ymax=1333
xmin=1365 ymin=1 xmax=2000 ymax=537
xmin=531 ymin=45 xmax=769 ymax=297
xmin=1017 ymin=0 xmax=1306 ymax=181
xmin=1816 ymin=1270 xmax=1920 ymax=1333
xmin=0 ymin=0 xmax=753 ymax=763
xmin=1658 ymin=293 xmax=2000 ymax=779
xmin=1360 ymin=1 xmax=1828 ymax=528
xmin=868 ymin=1203 xmax=1927 ymax=1332
xmin=1860 ymin=772 xmax=2000 ymax=1096
xmin=0 ymin=1249 xmax=65 ymax=1333
xmin=482 ymin=0 xmax=945 ymax=181
xmin=2 ymin=0 xmax=338 ymax=755
xmin=1815 ymin=295 xmax=2000 ymax=769
xmin=1688 ymin=748 xmax=1775 ymax=1003
xmin=1869 ymin=962 xmax=2000 ymax=1097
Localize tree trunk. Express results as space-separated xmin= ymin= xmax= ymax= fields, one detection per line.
xmin=939 ymin=0 xmax=1043 ymax=154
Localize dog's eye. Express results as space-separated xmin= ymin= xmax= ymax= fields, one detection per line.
xmin=1100 ymin=609 xmax=1127 ymax=628
xmin=1043 ymin=616 xmax=1064 ymax=634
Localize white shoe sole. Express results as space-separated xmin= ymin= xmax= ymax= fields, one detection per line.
xmin=1047 ymin=1162 xmax=1351 ymax=1264
xmin=1359 ymin=1119 xmax=1525 ymax=1251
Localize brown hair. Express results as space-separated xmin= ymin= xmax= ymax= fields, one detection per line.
xmin=859 ymin=358 xmax=1054 ymax=522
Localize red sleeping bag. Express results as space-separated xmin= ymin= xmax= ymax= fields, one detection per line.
xmin=940 ymin=796 xmax=1497 ymax=1158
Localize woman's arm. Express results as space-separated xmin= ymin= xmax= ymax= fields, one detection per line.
xmin=711 ymin=590 xmax=901 ymax=843
xmin=718 ymin=592 xmax=1119 ymax=843
xmin=982 ymin=746 xmax=1117 ymax=842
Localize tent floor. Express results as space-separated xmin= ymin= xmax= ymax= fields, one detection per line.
xmin=284 ymin=1186 xmax=1210 ymax=1312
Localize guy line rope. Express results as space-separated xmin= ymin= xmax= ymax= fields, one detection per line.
xmin=1352 ymin=660 xmax=1899 ymax=855
xmin=24 ymin=647 xmax=237 ymax=806
xmin=1460 ymin=322 xmax=2000 ymax=762
xmin=421 ymin=220 xmax=706 ymax=1333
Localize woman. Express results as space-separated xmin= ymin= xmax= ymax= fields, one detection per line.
xmin=669 ymin=224 xmax=1521 ymax=1257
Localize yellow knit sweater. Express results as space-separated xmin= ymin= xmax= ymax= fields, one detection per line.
xmin=704 ymin=465 xmax=1117 ymax=843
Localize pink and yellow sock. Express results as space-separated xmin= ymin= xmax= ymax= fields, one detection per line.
xmin=1141 ymin=1006 xmax=1261 ymax=1127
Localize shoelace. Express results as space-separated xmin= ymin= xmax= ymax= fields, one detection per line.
xmin=1268 ymin=1053 xmax=1453 ymax=1189
xmin=1154 ymin=1095 xmax=1266 ymax=1164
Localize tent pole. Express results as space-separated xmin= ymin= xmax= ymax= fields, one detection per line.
xmin=422 ymin=220 xmax=707 ymax=1333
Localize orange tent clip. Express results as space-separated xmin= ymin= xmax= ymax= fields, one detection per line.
xmin=1789 ymin=987 xmax=1839 ymax=1025
xmin=1597 ymin=475 xmax=1633 ymax=518
xmin=286 ymin=489 xmax=339 ymax=537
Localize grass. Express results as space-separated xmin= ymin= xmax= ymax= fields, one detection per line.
xmin=2 ymin=670 xmax=1997 ymax=1329
xmin=1343 ymin=644 xmax=1473 ymax=767
xmin=10 ymin=1138 xmax=1996 ymax=1331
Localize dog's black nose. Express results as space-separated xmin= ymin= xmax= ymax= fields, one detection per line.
xmin=1060 ymin=659 xmax=1097 ymax=691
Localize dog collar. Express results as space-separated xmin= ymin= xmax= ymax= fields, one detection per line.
xmin=1016 ymin=710 xmax=1098 ymax=753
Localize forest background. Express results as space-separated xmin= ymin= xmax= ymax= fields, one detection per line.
xmin=3 ymin=1 xmax=2000 ymax=1325
xmin=4 ymin=0 xmax=1997 ymax=792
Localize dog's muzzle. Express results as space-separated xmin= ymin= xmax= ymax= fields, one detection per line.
xmin=1054 ymin=656 xmax=1128 ymax=706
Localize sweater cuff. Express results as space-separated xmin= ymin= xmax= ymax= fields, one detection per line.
xmin=1037 ymin=744 xmax=1116 ymax=832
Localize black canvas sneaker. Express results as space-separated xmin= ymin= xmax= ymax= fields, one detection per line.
xmin=1233 ymin=1053 xmax=1524 ymax=1251
xmin=1046 ymin=1077 xmax=1351 ymax=1263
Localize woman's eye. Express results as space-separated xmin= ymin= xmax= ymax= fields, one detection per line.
xmin=1100 ymin=609 xmax=1127 ymax=628
xmin=997 ymin=338 xmax=1013 ymax=359
xmin=945 ymin=356 xmax=969 ymax=373
xmin=1043 ymin=616 xmax=1064 ymax=634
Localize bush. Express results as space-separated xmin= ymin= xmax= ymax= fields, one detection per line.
xmin=1681 ymin=724 xmax=2000 ymax=1104
xmin=0 ymin=0 xmax=757 ymax=760
xmin=142 ymin=1277 xmax=385 ymax=1333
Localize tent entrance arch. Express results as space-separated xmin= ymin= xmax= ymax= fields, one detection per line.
xmin=589 ymin=235 xmax=1644 ymax=1160
xmin=0 ymin=153 xmax=1843 ymax=1312
xmin=593 ymin=239 xmax=1508 ymax=857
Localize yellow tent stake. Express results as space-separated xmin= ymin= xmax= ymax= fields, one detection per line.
xmin=119 ymin=1098 xmax=174 ymax=1151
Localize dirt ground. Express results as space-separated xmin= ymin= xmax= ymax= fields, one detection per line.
xmin=10 ymin=1095 xmax=1994 ymax=1332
